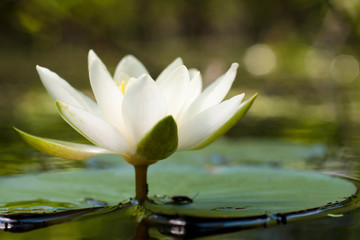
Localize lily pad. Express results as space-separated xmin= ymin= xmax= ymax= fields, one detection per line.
xmin=0 ymin=164 xmax=356 ymax=218
xmin=147 ymin=165 xmax=357 ymax=217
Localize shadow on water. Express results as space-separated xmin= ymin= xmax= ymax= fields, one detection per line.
xmin=0 ymin=207 xmax=111 ymax=233
xmin=0 ymin=178 xmax=359 ymax=239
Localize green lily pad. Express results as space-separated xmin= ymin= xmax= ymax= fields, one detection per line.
xmin=0 ymin=165 xmax=356 ymax=218
xmin=147 ymin=165 xmax=357 ymax=217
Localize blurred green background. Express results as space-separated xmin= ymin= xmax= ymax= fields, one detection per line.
xmin=1 ymin=0 xmax=360 ymax=173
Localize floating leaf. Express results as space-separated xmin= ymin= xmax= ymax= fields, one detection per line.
xmin=147 ymin=165 xmax=357 ymax=217
xmin=0 ymin=165 xmax=355 ymax=218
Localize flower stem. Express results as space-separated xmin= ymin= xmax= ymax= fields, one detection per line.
xmin=134 ymin=165 xmax=149 ymax=205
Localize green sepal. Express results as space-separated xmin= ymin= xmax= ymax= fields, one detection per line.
xmin=14 ymin=127 xmax=110 ymax=160
xmin=136 ymin=115 xmax=178 ymax=161
xmin=191 ymin=93 xmax=258 ymax=150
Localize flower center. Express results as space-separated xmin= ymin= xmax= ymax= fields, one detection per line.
xmin=116 ymin=80 xmax=128 ymax=95
xmin=120 ymin=80 xmax=128 ymax=95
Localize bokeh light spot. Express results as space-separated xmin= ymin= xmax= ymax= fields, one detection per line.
xmin=304 ymin=48 xmax=333 ymax=79
xmin=330 ymin=54 xmax=359 ymax=83
xmin=244 ymin=44 xmax=277 ymax=76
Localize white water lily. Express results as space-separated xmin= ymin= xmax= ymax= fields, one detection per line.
xmin=16 ymin=50 xmax=257 ymax=166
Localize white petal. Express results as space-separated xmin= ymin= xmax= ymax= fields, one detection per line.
xmin=179 ymin=69 xmax=202 ymax=118
xmin=89 ymin=58 xmax=128 ymax=136
xmin=36 ymin=65 xmax=101 ymax=116
xmin=114 ymin=72 xmax=131 ymax=85
xmin=177 ymin=94 xmax=243 ymax=150
xmin=88 ymin=50 xmax=107 ymax=70
xmin=114 ymin=55 xmax=149 ymax=81
xmin=122 ymin=75 xmax=167 ymax=145
xmin=156 ymin=57 xmax=183 ymax=85
xmin=181 ymin=63 xmax=239 ymax=123
xmin=189 ymin=68 xmax=201 ymax=80
xmin=158 ymin=65 xmax=190 ymax=119
xmin=57 ymin=101 xmax=130 ymax=154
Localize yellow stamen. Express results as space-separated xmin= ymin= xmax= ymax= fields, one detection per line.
xmin=116 ymin=80 xmax=128 ymax=96
xmin=120 ymin=81 xmax=128 ymax=95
